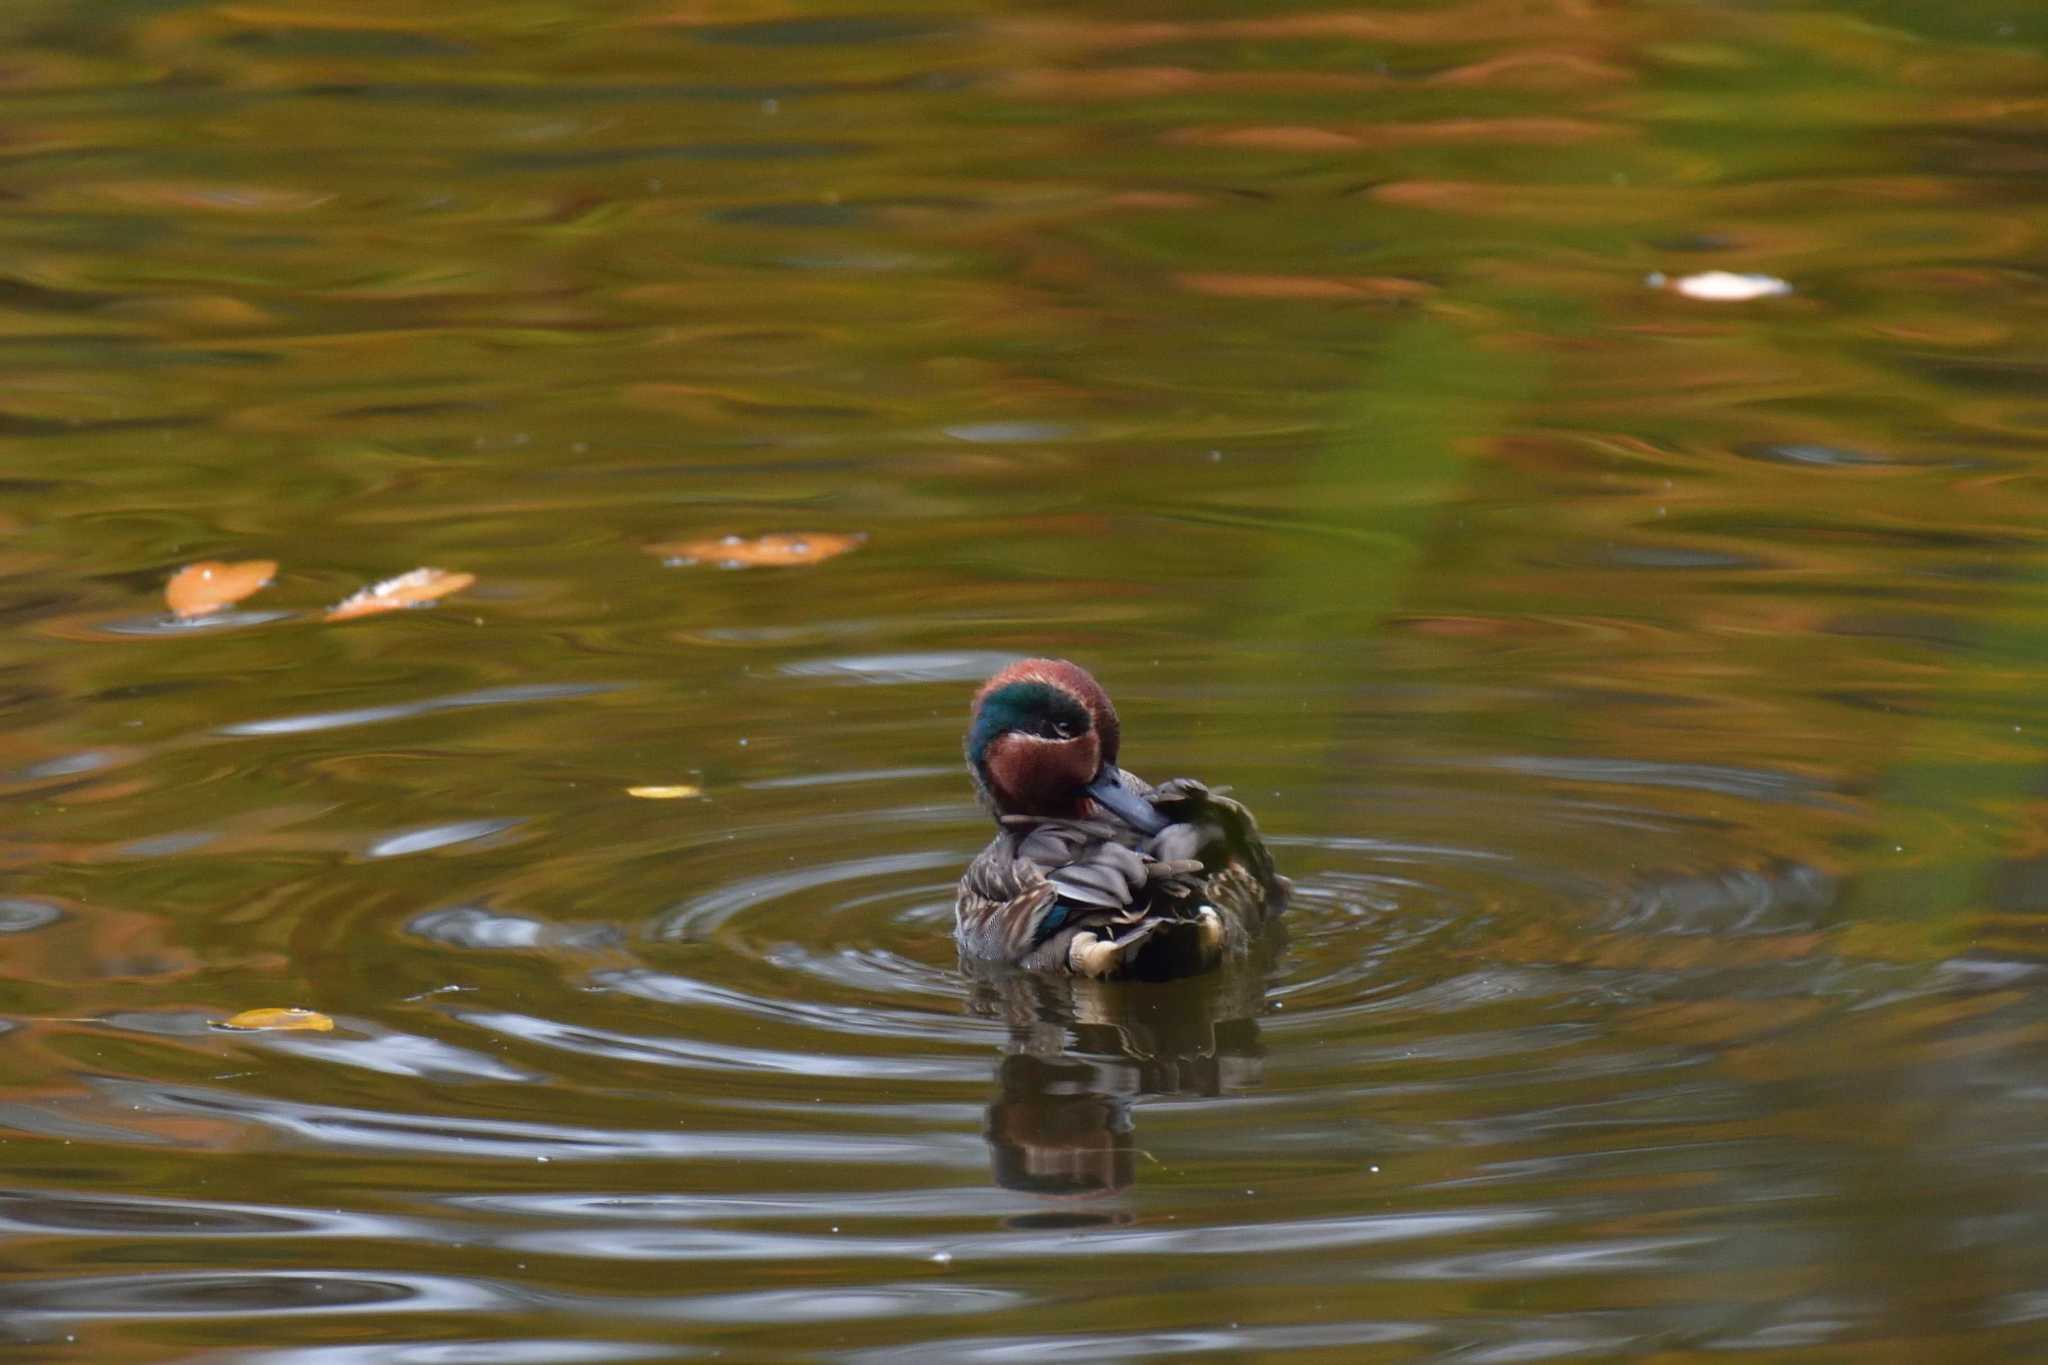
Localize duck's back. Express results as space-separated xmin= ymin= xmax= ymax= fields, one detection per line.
xmin=956 ymin=817 xmax=1150 ymax=971
xmin=955 ymin=772 xmax=1286 ymax=977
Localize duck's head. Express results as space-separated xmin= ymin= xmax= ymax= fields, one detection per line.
xmin=965 ymin=658 xmax=1165 ymax=832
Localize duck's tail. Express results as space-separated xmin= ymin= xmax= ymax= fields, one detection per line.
xmin=1069 ymin=906 xmax=1225 ymax=980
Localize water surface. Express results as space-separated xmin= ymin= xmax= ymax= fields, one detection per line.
xmin=2 ymin=0 xmax=2047 ymax=1359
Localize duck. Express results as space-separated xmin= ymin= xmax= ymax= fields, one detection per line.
xmin=956 ymin=658 xmax=1288 ymax=979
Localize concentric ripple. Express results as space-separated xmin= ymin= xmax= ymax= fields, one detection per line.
xmin=3 ymin=734 xmax=1982 ymax=1360
xmin=6 ymin=2 xmax=2048 ymax=1353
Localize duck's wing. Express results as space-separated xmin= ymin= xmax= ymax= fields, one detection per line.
xmin=956 ymin=821 xmax=1181 ymax=974
xmin=955 ymin=836 xmax=1060 ymax=966
xmin=1148 ymin=778 xmax=1290 ymax=934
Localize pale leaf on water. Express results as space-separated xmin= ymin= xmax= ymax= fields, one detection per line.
xmin=217 ymin=1007 xmax=334 ymax=1032
xmin=165 ymin=560 xmax=277 ymax=618
xmin=326 ymin=567 xmax=476 ymax=622
xmin=628 ymin=785 xmax=702 ymax=799
xmin=216 ymin=6 xmax=456 ymax=30
xmin=1650 ymin=270 xmax=1794 ymax=301
xmin=647 ymin=532 xmax=865 ymax=569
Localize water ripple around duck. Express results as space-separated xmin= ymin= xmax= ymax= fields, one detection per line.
xmin=3 ymin=758 xmax=2020 ymax=1357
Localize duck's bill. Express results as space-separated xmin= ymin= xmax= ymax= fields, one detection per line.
xmin=1085 ymin=769 xmax=1169 ymax=836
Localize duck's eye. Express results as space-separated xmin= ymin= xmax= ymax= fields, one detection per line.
xmin=1049 ymin=720 xmax=1075 ymax=739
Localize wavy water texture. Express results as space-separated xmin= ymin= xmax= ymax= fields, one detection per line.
xmin=0 ymin=0 xmax=2044 ymax=1360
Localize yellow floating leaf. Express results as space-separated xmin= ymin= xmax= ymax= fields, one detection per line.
xmin=647 ymin=532 xmax=865 ymax=569
xmin=628 ymin=784 xmax=702 ymax=799
xmin=326 ymin=567 xmax=476 ymax=622
xmin=218 ymin=1007 xmax=334 ymax=1032
xmin=216 ymin=6 xmax=454 ymax=30
xmin=93 ymin=181 xmax=333 ymax=215
xmin=166 ymin=559 xmax=277 ymax=619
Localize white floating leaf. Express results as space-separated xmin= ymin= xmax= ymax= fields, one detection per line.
xmin=1655 ymin=270 xmax=1793 ymax=302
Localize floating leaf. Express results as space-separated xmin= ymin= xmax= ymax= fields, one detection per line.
xmin=166 ymin=559 xmax=277 ymax=619
xmin=218 ymin=1007 xmax=334 ymax=1032
xmin=1652 ymin=270 xmax=1793 ymax=302
xmin=326 ymin=567 xmax=476 ymax=622
xmin=92 ymin=181 xmax=334 ymax=215
xmin=628 ymin=784 xmax=702 ymax=799
xmin=1178 ymin=272 xmax=1432 ymax=301
xmin=648 ymin=532 xmax=864 ymax=569
xmin=215 ymin=6 xmax=453 ymax=30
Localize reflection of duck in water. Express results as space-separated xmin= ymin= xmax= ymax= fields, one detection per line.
xmin=956 ymin=658 xmax=1288 ymax=979
xmin=969 ymin=964 xmax=1274 ymax=1197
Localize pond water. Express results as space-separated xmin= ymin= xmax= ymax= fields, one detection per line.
xmin=3 ymin=0 xmax=2047 ymax=1359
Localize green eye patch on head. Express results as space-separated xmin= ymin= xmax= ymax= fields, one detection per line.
xmin=967 ymin=680 xmax=1093 ymax=766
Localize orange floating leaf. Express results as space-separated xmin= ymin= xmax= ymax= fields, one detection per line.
xmin=326 ymin=567 xmax=476 ymax=622
xmin=218 ymin=1007 xmax=334 ymax=1032
xmin=1178 ymin=272 xmax=1432 ymax=301
xmin=1182 ymin=125 xmax=1362 ymax=151
xmin=166 ymin=559 xmax=277 ymax=618
xmin=647 ymin=532 xmax=865 ymax=569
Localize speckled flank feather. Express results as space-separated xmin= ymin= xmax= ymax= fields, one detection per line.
xmin=955 ymin=660 xmax=1287 ymax=980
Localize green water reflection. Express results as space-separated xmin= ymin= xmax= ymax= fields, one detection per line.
xmin=0 ymin=0 xmax=2046 ymax=1359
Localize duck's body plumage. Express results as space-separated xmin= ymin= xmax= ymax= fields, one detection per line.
xmin=955 ymin=660 xmax=1287 ymax=979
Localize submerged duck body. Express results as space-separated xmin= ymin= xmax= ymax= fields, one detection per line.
xmin=955 ymin=658 xmax=1288 ymax=979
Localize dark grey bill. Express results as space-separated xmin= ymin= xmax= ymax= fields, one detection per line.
xmin=1084 ymin=769 xmax=1170 ymax=836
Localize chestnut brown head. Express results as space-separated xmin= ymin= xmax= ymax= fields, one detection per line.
xmin=966 ymin=659 xmax=1161 ymax=832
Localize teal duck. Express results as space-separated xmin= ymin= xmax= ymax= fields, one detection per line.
xmin=956 ymin=658 xmax=1287 ymax=979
